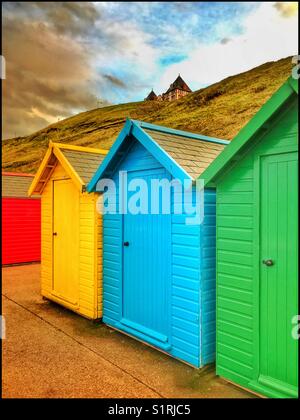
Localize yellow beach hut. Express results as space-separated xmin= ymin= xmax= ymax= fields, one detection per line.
xmin=28 ymin=141 xmax=107 ymax=319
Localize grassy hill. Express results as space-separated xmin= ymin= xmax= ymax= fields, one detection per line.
xmin=2 ymin=56 xmax=293 ymax=174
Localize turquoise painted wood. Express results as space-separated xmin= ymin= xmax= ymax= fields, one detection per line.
xmin=98 ymin=136 xmax=218 ymax=367
xmin=200 ymin=78 xmax=298 ymax=397
xmin=122 ymin=168 xmax=171 ymax=347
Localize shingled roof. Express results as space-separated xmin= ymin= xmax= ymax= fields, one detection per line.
xmin=142 ymin=127 xmax=226 ymax=179
xmin=61 ymin=149 xmax=106 ymax=185
xmin=165 ymin=75 xmax=192 ymax=94
xmin=28 ymin=142 xmax=108 ymax=196
xmin=87 ymin=119 xmax=229 ymax=192
xmin=2 ymin=172 xmax=39 ymax=198
xmin=145 ymin=89 xmax=158 ymax=101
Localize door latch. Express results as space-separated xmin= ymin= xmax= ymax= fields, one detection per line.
xmin=262 ymin=259 xmax=274 ymax=266
xmin=123 ymin=241 xmax=129 ymax=246
xmin=53 ymin=232 xmax=57 ymax=236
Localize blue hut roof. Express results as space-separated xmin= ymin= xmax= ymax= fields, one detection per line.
xmin=87 ymin=119 xmax=229 ymax=191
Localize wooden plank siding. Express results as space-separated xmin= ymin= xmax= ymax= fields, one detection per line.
xmin=102 ymin=139 xmax=217 ymax=367
xmin=96 ymin=196 xmax=103 ymax=319
xmin=215 ymin=97 xmax=298 ymax=389
xmin=40 ymin=161 xmax=103 ymax=319
xmin=200 ymin=188 xmax=217 ymax=365
xmin=171 ymin=184 xmax=201 ymax=367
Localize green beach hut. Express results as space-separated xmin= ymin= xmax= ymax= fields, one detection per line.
xmin=200 ymin=76 xmax=298 ymax=398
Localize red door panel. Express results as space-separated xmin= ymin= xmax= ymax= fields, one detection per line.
xmin=2 ymin=198 xmax=41 ymax=265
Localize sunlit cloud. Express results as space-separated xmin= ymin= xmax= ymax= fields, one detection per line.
xmin=274 ymin=2 xmax=298 ymax=18
xmin=156 ymin=2 xmax=298 ymax=91
xmin=2 ymin=2 xmax=298 ymax=139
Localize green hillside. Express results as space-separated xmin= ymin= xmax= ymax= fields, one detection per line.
xmin=2 ymin=57 xmax=293 ymax=173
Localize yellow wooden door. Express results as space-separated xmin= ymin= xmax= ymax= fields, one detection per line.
xmin=53 ymin=179 xmax=79 ymax=305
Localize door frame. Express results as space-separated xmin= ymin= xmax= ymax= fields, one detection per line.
xmin=250 ymin=146 xmax=298 ymax=397
xmin=118 ymin=167 xmax=173 ymax=352
xmin=51 ymin=177 xmax=80 ymax=307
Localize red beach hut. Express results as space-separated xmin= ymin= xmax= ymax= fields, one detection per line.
xmin=2 ymin=172 xmax=41 ymax=265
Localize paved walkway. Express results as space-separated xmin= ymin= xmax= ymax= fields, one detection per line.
xmin=2 ymin=264 xmax=253 ymax=398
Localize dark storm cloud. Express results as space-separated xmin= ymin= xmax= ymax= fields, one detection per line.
xmin=103 ymin=74 xmax=127 ymax=88
xmin=32 ymin=1 xmax=100 ymax=37
xmin=2 ymin=2 xmax=107 ymax=139
xmin=220 ymin=37 xmax=231 ymax=45
xmin=4 ymin=1 xmax=100 ymax=37
xmin=2 ymin=1 xmax=160 ymax=138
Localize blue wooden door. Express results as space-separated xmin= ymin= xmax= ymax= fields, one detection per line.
xmin=121 ymin=168 xmax=171 ymax=349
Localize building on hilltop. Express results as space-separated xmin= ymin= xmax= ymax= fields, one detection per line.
xmin=145 ymin=75 xmax=192 ymax=102
xmin=144 ymin=89 xmax=157 ymax=101
xmin=162 ymin=75 xmax=192 ymax=101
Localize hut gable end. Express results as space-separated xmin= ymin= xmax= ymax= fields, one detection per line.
xmin=28 ymin=142 xmax=107 ymax=196
xmin=27 ymin=142 xmax=108 ymax=320
xmin=199 ymin=77 xmax=298 ymax=398
xmin=86 ymin=118 xmax=230 ymax=367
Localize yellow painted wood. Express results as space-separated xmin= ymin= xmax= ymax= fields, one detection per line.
xmin=51 ymin=141 xmax=108 ymax=155
xmin=78 ymin=192 xmax=96 ymax=318
xmin=28 ymin=142 xmax=108 ymax=196
xmin=95 ymin=194 xmax=103 ymax=318
xmin=28 ymin=146 xmax=54 ymax=196
xmin=34 ymin=152 xmax=104 ymax=319
xmin=53 ymin=178 xmax=79 ymax=305
xmin=53 ymin=147 xmax=84 ymax=191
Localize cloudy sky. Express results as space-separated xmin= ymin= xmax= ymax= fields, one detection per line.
xmin=2 ymin=1 xmax=298 ymax=139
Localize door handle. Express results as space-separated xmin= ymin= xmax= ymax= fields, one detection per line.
xmin=262 ymin=259 xmax=274 ymax=266
xmin=53 ymin=232 xmax=57 ymax=236
xmin=123 ymin=241 xmax=129 ymax=247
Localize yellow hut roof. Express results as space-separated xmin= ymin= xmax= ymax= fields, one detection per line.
xmin=28 ymin=142 xmax=108 ymax=196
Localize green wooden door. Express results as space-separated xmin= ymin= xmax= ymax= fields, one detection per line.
xmin=259 ymin=151 xmax=298 ymax=398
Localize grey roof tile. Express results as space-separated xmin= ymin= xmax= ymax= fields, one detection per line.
xmin=61 ymin=149 xmax=106 ymax=184
xmin=143 ymin=128 xmax=226 ymax=179
xmin=2 ymin=174 xmax=39 ymax=198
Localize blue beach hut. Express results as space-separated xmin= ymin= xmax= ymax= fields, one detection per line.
xmin=88 ymin=119 xmax=229 ymax=367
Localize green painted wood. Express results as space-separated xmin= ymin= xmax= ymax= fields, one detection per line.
xmin=215 ymin=89 xmax=298 ymax=398
xmin=200 ymin=76 xmax=297 ymax=187
xmin=259 ymin=152 xmax=298 ymax=397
